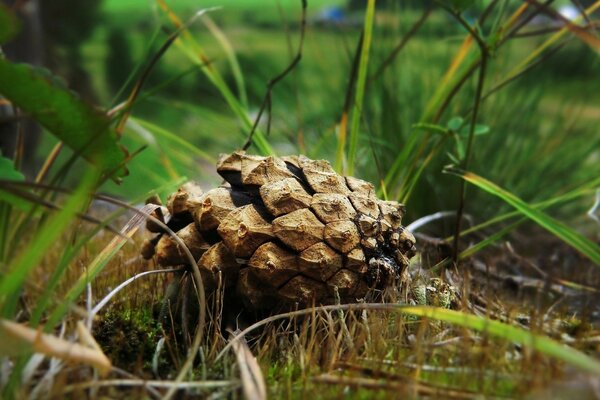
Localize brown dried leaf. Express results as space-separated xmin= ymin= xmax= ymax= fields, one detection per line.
xmin=0 ymin=319 xmax=111 ymax=375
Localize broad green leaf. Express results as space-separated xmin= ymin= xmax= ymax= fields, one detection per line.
xmin=0 ymin=4 xmax=20 ymax=44
xmin=0 ymin=60 xmax=127 ymax=177
xmin=0 ymin=155 xmax=24 ymax=181
xmin=447 ymin=168 xmax=600 ymax=266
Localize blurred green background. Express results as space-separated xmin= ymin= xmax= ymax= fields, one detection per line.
xmin=12 ymin=0 xmax=600 ymax=228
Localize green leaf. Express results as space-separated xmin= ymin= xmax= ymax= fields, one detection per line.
xmin=346 ymin=0 xmax=376 ymax=176
xmin=471 ymin=124 xmax=490 ymax=136
xmin=0 ymin=60 xmax=127 ymax=177
xmin=0 ymin=4 xmax=20 ymax=44
xmin=447 ymin=168 xmax=600 ymax=266
xmin=446 ymin=152 xmax=460 ymax=165
xmin=412 ymin=122 xmax=449 ymax=135
xmin=454 ymin=136 xmax=465 ymax=159
xmin=0 ymin=156 xmax=31 ymax=212
xmin=0 ymin=155 xmax=24 ymax=182
xmin=447 ymin=116 xmax=464 ymax=132
xmin=458 ymin=123 xmax=490 ymax=136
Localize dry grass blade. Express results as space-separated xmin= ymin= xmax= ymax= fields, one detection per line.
xmin=0 ymin=319 xmax=111 ymax=375
xmin=60 ymin=379 xmax=239 ymax=396
xmin=243 ymin=0 xmax=307 ymax=151
xmin=217 ymin=304 xmax=600 ymax=375
xmin=313 ymin=373 xmax=489 ymax=399
xmin=45 ymin=202 xmax=176 ymax=329
xmin=446 ymin=168 xmax=600 ymax=266
xmin=524 ymin=0 xmax=600 ymax=51
xmin=230 ymin=330 xmax=267 ymax=400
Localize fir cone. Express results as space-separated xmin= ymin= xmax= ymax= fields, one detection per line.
xmin=143 ymin=152 xmax=416 ymax=311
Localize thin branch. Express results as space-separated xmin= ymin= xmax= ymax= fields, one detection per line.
xmin=113 ymin=9 xmax=218 ymax=135
xmin=243 ymin=0 xmax=307 ymax=151
xmin=435 ymin=8 xmax=489 ymax=265
xmin=367 ymin=6 xmax=432 ymax=86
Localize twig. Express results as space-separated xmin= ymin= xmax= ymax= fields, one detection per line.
xmin=367 ymin=6 xmax=432 ymax=86
xmin=243 ymin=0 xmax=307 ymax=151
xmin=113 ymin=8 xmax=219 ymax=135
xmin=442 ymin=8 xmax=489 ymax=265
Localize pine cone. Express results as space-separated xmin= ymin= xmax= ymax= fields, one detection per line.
xmin=143 ymin=152 xmax=416 ymax=311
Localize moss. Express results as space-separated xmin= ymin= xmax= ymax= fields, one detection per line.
xmin=95 ymin=305 xmax=163 ymax=374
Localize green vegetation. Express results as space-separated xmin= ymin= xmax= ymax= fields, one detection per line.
xmin=1 ymin=0 xmax=599 ymax=398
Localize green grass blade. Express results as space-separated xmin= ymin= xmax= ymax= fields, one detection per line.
xmin=131 ymin=117 xmax=215 ymax=163
xmin=156 ymin=1 xmax=272 ymax=155
xmin=451 ymin=176 xmax=600 ymax=240
xmin=0 ymin=170 xmax=100 ymax=317
xmin=223 ymin=303 xmax=600 ymax=376
xmin=448 ymin=168 xmax=600 ymax=266
xmin=347 ymin=0 xmax=376 ymax=176
xmin=402 ymin=306 xmax=600 ymax=375
xmin=202 ymin=15 xmax=248 ymax=109
xmin=459 ymin=219 xmax=524 ymax=259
